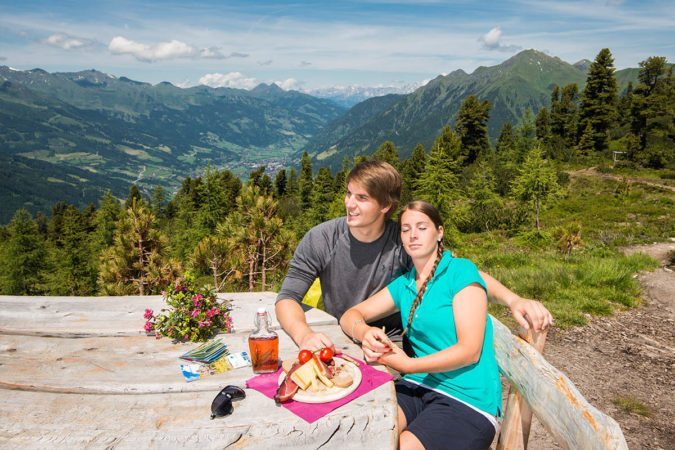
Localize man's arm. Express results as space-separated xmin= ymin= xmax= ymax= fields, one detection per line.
xmin=480 ymin=271 xmax=554 ymax=331
xmin=275 ymin=299 xmax=335 ymax=351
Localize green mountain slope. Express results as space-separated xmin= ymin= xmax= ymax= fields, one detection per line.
xmin=309 ymin=49 xmax=640 ymax=170
xmin=0 ymin=67 xmax=346 ymax=222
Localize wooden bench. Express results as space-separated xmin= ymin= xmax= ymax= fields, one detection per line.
xmin=493 ymin=320 xmax=628 ymax=449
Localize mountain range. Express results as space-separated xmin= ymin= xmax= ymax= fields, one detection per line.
xmin=0 ymin=49 xmax=640 ymax=222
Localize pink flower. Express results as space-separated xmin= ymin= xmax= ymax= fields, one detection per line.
xmin=143 ymin=309 xmax=154 ymax=320
xmin=191 ymin=309 xmax=201 ymax=318
xmin=144 ymin=321 xmax=154 ymax=332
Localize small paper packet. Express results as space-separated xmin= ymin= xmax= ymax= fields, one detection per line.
xmin=227 ymin=351 xmax=252 ymax=369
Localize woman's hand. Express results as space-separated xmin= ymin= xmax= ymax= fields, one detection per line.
xmin=377 ymin=344 xmax=412 ymax=373
xmin=360 ymin=327 xmax=394 ymax=362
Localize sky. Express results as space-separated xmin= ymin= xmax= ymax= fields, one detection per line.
xmin=0 ymin=0 xmax=673 ymax=92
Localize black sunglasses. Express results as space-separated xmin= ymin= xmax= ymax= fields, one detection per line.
xmin=210 ymin=385 xmax=246 ymax=419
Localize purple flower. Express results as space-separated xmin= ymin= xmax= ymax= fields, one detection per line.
xmin=143 ymin=309 xmax=154 ymax=320
xmin=144 ymin=321 xmax=154 ymax=332
xmin=191 ymin=309 xmax=201 ymax=318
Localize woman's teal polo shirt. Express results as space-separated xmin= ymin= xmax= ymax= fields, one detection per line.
xmin=387 ymin=250 xmax=502 ymax=416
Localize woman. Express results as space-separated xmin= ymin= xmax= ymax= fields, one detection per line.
xmin=340 ymin=201 xmax=501 ymax=450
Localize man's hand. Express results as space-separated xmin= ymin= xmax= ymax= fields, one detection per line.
xmin=298 ymin=331 xmax=335 ymax=352
xmin=509 ymin=297 xmax=553 ymax=331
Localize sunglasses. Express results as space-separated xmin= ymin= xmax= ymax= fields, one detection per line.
xmin=210 ymin=385 xmax=246 ymax=419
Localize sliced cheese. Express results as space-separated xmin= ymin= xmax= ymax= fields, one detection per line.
xmin=290 ymin=359 xmax=317 ymax=390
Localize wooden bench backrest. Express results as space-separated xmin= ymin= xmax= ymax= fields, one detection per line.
xmin=491 ymin=317 xmax=628 ymax=450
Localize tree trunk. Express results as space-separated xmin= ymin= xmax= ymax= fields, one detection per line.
xmin=248 ymin=257 xmax=255 ymax=292
xmin=261 ymin=242 xmax=267 ymax=291
xmin=137 ymin=238 xmax=145 ymax=296
xmin=211 ymin=260 xmax=219 ymax=291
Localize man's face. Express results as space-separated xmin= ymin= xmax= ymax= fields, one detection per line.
xmin=344 ymin=181 xmax=390 ymax=230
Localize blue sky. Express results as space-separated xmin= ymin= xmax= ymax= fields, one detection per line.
xmin=0 ymin=0 xmax=673 ymax=91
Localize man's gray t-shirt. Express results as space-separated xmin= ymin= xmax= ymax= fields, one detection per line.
xmin=276 ymin=217 xmax=412 ymax=319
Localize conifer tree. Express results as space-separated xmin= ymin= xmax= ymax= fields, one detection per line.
xmin=46 ymin=205 xmax=97 ymax=295
xmin=617 ymin=81 xmax=634 ymax=127
xmin=371 ymin=141 xmax=401 ymax=169
xmin=197 ymin=165 xmax=230 ymax=232
xmin=401 ymin=143 xmax=427 ymax=203
xmin=416 ymin=127 xmax=466 ymax=226
xmin=125 ymin=185 xmax=143 ymax=209
xmin=577 ymin=121 xmax=595 ymax=156
xmin=312 ymin=167 xmax=336 ymax=223
xmin=551 ymin=83 xmax=580 ymax=150
xmin=216 ymin=186 xmax=296 ymax=291
xmin=465 ymin=161 xmax=504 ymax=232
xmin=496 ymin=122 xmax=517 ymax=158
xmin=629 ymin=56 xmax=674 ymax=167
xmin=455 ymin=95 xmax=491 ymax=164
xmin=274 ymin=169 xmax=287 ymax=198
xmin=298 ymin=152 xmax=314 ymax=211
xmin=93 ymin=191 xmax=122 ymax=250
xmin=0 ymin=209 xmax=46 ymax=294
xmin=99 ymin=198 xmax=180 ymax=295
xmin=286 ymin=168 xmax=299 ymax=197
xmin=150 ymin=186 xmax=167 ymax=220
xmin=510 ymin=145 xmax=561 ymax=230
xmin=516 ymin=109 xmax=537 ymax=161
xmin=192 ymin=235 xmax=237 ymax=291
xmin=535 ymin=107 xmax=553 ymax=151
xmin=579 ymin=48 xmax=618 ymax=152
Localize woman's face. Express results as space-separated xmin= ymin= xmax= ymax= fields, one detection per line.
xmin=400 ymin=209 xmax=443 ymax=260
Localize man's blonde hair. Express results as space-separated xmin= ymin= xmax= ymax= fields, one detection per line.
xmin=346 ymin=160 xmax=401 ymax=219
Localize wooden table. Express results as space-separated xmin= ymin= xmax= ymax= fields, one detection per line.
xmin=0 ymin=293 xmax=398 ymax=449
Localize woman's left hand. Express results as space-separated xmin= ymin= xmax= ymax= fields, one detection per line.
xmin=377 ymin=344 xmax=412 ymax=373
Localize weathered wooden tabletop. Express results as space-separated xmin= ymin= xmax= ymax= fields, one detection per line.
xmin=0 ymin=293 xmax=398 ymax=449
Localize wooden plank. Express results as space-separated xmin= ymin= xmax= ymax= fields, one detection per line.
xmin=0 ymin=385 xmax=397 ymax=450
xmin=0 ymin=293 xmax=336 ymax=337
xmin=496 ymin=328 xmax=547 ymax=450
xmin=0 ymin=325 xmax=359 ymax=394
xmin=492 ymin=317 xmax=628 ymax=450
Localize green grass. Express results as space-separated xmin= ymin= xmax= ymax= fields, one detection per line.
xmin=612 ymin=396 xmax=652 ymax=417
xmin=457 ymin=232 xmax=659 ymax=329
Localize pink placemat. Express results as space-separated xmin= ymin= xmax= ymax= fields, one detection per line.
xmin=245 ymin=355 xmax=393 ymax=423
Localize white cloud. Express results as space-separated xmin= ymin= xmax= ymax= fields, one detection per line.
xmin=44 ymin=33 xmax=89 ymax=50
xmin=109 ymin=36 xmax=195 ymax=62
xmin=479 ymin=26 xmax=522 ymax=52
xmin=199 ymin=72 xmax=258 ymax=89
xmin=275 ymin=78 xmax=303 ymax=91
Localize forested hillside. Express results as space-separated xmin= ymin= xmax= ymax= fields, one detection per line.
xmin=0 ymin=67 xmax=345 ymax=222
xmin=1 ymin=50 xmax=672 ymax=333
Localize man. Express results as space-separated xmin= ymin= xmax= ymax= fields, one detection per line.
xmin=276 ymin=160 xmax=553 ymax=350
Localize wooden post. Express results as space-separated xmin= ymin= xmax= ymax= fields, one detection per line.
xmin=496 ymin=327 xmax=548 ymax=450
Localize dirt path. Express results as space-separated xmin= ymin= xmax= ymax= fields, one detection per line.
xmin=523 ymin=241 xmax=675 ymax=449
xmin=569 ymin=167 xmax=675 ymax=192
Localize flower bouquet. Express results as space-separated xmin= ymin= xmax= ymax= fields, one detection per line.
xmin=144 ymin=272 xmax=233 ymax=342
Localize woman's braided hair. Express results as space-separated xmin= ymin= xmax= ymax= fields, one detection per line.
xmin=399 ymin=200 xmax=445 ymax=337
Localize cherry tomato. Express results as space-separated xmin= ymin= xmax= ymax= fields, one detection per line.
xmin=298 ymin=349 xmax=313 ymax=364
xmin=319 ymin=347 xmax=334 ymax=363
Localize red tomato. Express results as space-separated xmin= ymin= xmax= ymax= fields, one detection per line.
xmin=298 ymin=349 xmax=312 ymax=364
xmin=319 ymin=347 xmax=334 ymax=363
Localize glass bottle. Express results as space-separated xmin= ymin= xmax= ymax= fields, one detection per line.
xmin=248 ymin=307 xmax=279 ymax=373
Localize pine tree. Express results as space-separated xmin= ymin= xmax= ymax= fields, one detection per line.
xmin=93 ymin=191 xmax=122 ymax=250
xmin=579 ymin=48 xmax=618 ymax=152
xmin=298 ymin=152 xmax=314 ymax=211
xmin=551 ymin=83 xmax=580 ymax=150
xmin=192 ymin=235 xmax=237 ymax=291
xmin=535 ymin=107 xmax=553 ymax=152
xmin=125 ymin=184 xmax=143 ymax=209
xmin=401 ymin=143 xmax=427 ymax=203
xmin=617 ymin=81 xmax=634 ymax=128
xmin=416 ymin=127 xmax=466 ymax=226
xmin=99 ymin=198 xmax=180 ymax=295
xmin=371 ymin=141 xmax=401 ymax=169
xmin=197 ymin=165 xmax=230 ymax=232
xmin=311 ymin=167 xmax=336 ymax=223
xmin=0 ymin=209 xmax=46 ymax=294
xmin=465 ymin=161 xmax=504 ymax=232
xmin=516 ymin=109 xmax=537 ymax=161
xmin=217 ymin=186 xmax=296 ymax=291
xmin=577 ymin=121 xmax=595 ymax=156
xmin=496 ymin=122 xmax=517 ymax=159
xmin=274 ymin=169 xmax=287 ymax=198
xmin=455 ymin=95 xmax=491 ymax=164
xmin=510 ymin=145 xmax=561 ymax=230
xmin=629 ymin=56 xmax=674 ymax=167
xmin=150 ymin=186 xmax=166 ymax=220
xmin=46 ymin=205 xmax=97 ymax=295
xmin=286 ymin=168 xmax=299 ymax=196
